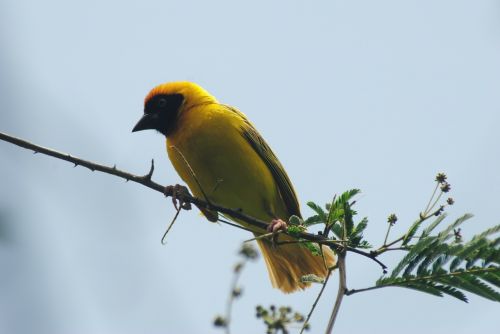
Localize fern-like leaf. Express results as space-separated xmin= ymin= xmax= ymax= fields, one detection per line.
xmin=306 ymin=202 xmax=327 ymax=222
xmin=377 ymin=215 xmax=500 ymax=303
xmin=420 ymin=215 xmax=447 ymax=238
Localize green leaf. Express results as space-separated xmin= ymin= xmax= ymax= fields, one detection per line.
xmin=288 ymin=225 xmax=306 ymax=236
xmin=437 ymin=214 xmax=473 ymax=243
xmin=415 ymin=243 xmax=449 ymax=276
xmin=288 ymin=215 xmax=303 ymax=226
xmin=326 ymin=189 xmax=360 ymax=226
xmin=302 ymin=242 xmax=321 ymax=256
xmin=343 ymin=201 xmax=355 ymax=238
xmin=307 ymin=202 xmax=326 ymax=222
xmin=338 ymin=189 xmax=361 ymax=204
xmin=353 ymin=217 xmax=368 ymax=236
xmin=360 ymin=208 xmax=499 ymax=304
xmin=402 ymin=282 xmax=445 ymax=297
xmin=478 ymin=270 xmax=500 ymax=288
xmin=473 ymin=224 xmax=500 ymax=240
xmin=356 ymin=240 xmax=373 ymax=249
xmin=349 ymin=217 xmax=369 ymax=247
xmin=304 ymin=215 xmax=323 ymax=226
xmin=403 ymin=218 xmax=427 ymax=246
xmin=420 ymin=214 xmax=447 ymax=238
xmin=390 ymin=237 xmax=437 ymax=278
xmin=331 ymin=223 xmax=343 ymax=240
xmin=434 ymin=284 xmax=468 ymax=302
xmin=435 ymin=270 xmax=500 ymax=302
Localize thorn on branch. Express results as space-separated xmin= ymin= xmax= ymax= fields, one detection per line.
xmin=142 ymin=159 xmax=155 ymax=181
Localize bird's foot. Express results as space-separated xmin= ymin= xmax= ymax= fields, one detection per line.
xmin=164 ymin=184 xmax=192 ymax=211
xmin=267 ymin=218 xmax=288 ymax=233
xmin=267 ymin=218 xmax=288 ymax=245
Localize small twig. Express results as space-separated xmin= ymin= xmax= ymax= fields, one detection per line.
xmin=224 ymin=262 xmax=245 ymax=334
xmin=217 ymin=218 xmax=255 ymax=233
xmin=300 ymin=266 xmax=335 ymax=334
xmin=325 ymin=252 xmax=346 ymax=334
xmin=245 ymin=231 xmax=284 ymax=243
xmin=344 ymin=247 xmax=387 ymax=272
xmin=161 ymin=206 xmax=182 ymax=244
xmin=169 ymin=145 xmax=211 ymax=204
xmin=319 ymin=242 xmax=329 ymax=272
xmin=211 ymin=178 xmax=224 ymax=195
xmin=426 ymin=191 xmax=443 ymax=217
xmin=382 ymin=247 xmax=408 ymax=252
xmin=324 ymin=200 xmax=351 ymax=334
xmin=423 ymin=182 xmax=439 ymax=215
xmin=276 ymin=239 xmax=345 ymax=246
xmin=275 ymin=238 xmax=387 ymax=272
xmin=345 ymin=285 xmax=383 ymax=296
xmin=382 ymin=222 xmax=392 ymax=246
xmin=382 ymin=236 xmax=405 ymax=249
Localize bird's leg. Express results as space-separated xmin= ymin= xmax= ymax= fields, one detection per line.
xmin=267 ymin=218 xmax=288 ymax=245
xmin=164 ymin=184 xmax=219 ymax=222
xmin=165 ymin=184 xmax=192 ymax=211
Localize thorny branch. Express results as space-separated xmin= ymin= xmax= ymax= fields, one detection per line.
xmin=0 ymin=131 xmax=388 ymax=270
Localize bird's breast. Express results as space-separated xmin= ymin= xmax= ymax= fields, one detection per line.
xmin=166 ymin=107 xmax=285 ymax=223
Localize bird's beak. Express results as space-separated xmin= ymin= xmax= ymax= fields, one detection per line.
xmin=132 ymin=113 xmax=158 ymax=132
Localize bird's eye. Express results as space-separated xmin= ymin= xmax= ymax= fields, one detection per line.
xmin=158 ymin=98 xmax=167 ymax=108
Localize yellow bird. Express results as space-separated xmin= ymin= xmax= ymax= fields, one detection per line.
xmin=132 ymin=82 xmax=335 ymax=293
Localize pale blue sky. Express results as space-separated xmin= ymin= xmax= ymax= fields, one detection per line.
xmin=1 ymin=1 xmax=499 ymax=333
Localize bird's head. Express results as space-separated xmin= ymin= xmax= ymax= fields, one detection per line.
xmin=132 ymin=81 xmax=217 ymax=137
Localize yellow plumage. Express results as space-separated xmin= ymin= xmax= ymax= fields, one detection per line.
xmin=134 ymin=82 xmax=335 ymax=292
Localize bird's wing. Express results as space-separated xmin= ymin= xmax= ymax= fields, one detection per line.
xmin=224 ymin=105 xmax=301 ymax=218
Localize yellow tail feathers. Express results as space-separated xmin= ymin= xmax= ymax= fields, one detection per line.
xmin=257 ymin=236 xmax=336 ymax=293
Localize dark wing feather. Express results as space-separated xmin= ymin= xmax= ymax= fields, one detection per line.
xmin=224 ymin=106 xmax=301 ymax=218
